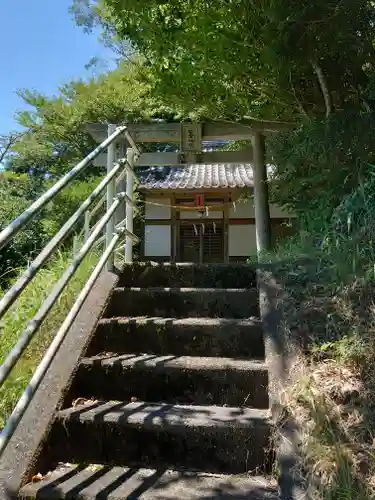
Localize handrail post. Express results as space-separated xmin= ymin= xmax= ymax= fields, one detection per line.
xmin=84 ymin=211 xmax=91 ymax=243
xmin=115 ymin=142 xmax=126 ymax=227
xmin=125 ymin=148 xmax=135 ymax=263
xmin=72 ymin=235 xmax=79 ymax=257
xmin=106 ymin=124 xmax=117 ymax=271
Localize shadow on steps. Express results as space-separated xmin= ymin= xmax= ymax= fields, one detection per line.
xmin=17 ymin=463 xmax=279 ymax=499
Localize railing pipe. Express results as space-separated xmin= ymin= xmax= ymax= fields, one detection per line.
xmin=0 ymin=195 xmax=124 ymax=388
xmin=122 ymin=228 xmax=139 ymax=242
xmin=90 ymin=164 xmax=126 ymax=218
xmin=115 ymin=141 xmax=126 ymax=229
xmin=123 ymin=130 xmax=141 ymax=158
xmin=90 ymin=162 xmax=134 ymax=220
xmin=0 ymin=231 xmax=121 ymax=457
xmin=125 ymin=148 xmax=135 ymax=262
xmin=84 ymin=211 xmax=91 ymax=243
xmin=106 ymin=124 xmax=117 ymax=271
xmin=0 ymin=125 xmax=127 ymax=251
xmin=123 ymin=159 xmax=136 ymax=177
xmin=72 ymin=235 xmax=79 ymax=257
xmin=0 ymin=161 xmax=123 ymax=322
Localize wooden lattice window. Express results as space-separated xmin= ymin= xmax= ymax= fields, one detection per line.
xmin=179 ymin=222 xmax=224 ymax=263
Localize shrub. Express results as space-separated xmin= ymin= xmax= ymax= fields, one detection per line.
xmin=41 ymin=175 xmax=102 ymax=241
xmin=0 ymin=173 xmax=45 ymax=284
xmin=268 ymin=111 xmax=375 ymax=232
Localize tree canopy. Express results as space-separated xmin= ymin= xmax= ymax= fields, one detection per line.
xmin=2 ymin=61 xmax=165 ymax=279
xmin=5 ymin=0 xmax=375 ymax=246
xmin=71 ymin=0 xmax=375 ymax=120
xmin=10 ymin=60 xmax=179 ymax=176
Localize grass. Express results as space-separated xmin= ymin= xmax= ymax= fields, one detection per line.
xmin=0 ymin=248 xmax=101 ymax=430
xmin=262 ymin=234 xmax=375 ymax=499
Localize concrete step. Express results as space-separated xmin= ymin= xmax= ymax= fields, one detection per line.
xmin=88 ymin=317 xmax=265 ymax=359
xmin=104 ymin=288 xmax=259 ymax=318
xmin=120 ymin=262 xmax=257 ymax=289
xmin=69 ymin=354 xmax=269 ymax=408
xmin=20 ymin=464 xmax=278 ymax=499
xmin=47 ymin=401 xmax=272 ymax=474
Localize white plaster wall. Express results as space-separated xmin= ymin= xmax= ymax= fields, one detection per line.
xmin=270 ymin=203 xmax=294 ymax=218
xmin=228 ymin=225 xmax=257 ymax=256
xmin=229 ymin=199 xmax=252 ymax=218
xmin=179 ymin=210 xmax=223 ymax=219
xmin=145 ymin=196 xmax=171 ymax=219
xmin=229 ymin=199 xmax=294 ymax=218
xmin=144 ymin=225 xmax=171 ymax=256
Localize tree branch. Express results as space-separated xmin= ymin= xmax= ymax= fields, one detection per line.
xmin=310 ymin=60 xmax=333 ymax=118
xmin=0 ymin=132 xmax=24 ymax=164
xmin=289 ymin=70 xmax=309 ymax=118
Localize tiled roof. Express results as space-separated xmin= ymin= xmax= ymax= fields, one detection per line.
xmin=137 ymin=164 xmax=257 ymax=190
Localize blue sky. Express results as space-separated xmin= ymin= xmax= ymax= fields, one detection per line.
xmin=0 ymin=0 xmax=115 ymax=135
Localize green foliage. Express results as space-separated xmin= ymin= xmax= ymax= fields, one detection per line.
xmin=1 ymin=61 xmax=154 ymax=284
xmin=268 ymin=111 xmax=375 ymax=231
xmin=72 ymin=0 xmax=375 ymax=120
xmin=0 ymin=172 xmax=108 ymax=283
xmin=0 ymin=249 xmax=100 ymax=429
xmin=0 ymin=132 xmax=23 ymax=165
xmin=41 ymin=176 xmax=102 ymax=239
xmin=312 ymin=333 xmax=367 ymax=365
xmin=0 ymin=173 xmax=45 ymax=283
xmin=9 ymin=60 xmax=179 ymax=177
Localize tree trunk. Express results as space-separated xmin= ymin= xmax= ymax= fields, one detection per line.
xmin=252 ymin=132 xmax=272 ymax=253
xmin=311 ymin=60 xmax=333 ymax=118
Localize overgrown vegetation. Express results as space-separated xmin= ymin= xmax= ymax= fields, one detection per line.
xmin=259 ymin=241 xmax=375 ymax=498
xmin=259 ymin=123 xmax=375 ymax=497
xmin=0 ymin=172 xmax=104 ymax=285
xmin=0 ymin=61 xmax=147 ymax=428
xmin=72 ymin=0 xmax=375 ymax=120
xmin=269 ymin=110 xmax=375 ymax=230
xmin=2 ymin=1 xmax=375 ymax=496
xmin=0 ymin=60 xmax=152 ymax=281
xmin=0 ymin=173 xmax=45 ymax=282
xmin=0 ymin=249 xmax=100 ymax=429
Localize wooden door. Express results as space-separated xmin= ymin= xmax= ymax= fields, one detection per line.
xmin=179 ymin=222 xmax=224 ymax=263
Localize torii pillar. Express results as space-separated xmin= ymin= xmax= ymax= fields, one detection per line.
xmin=252 ymin=132 xmax=272 ymax=252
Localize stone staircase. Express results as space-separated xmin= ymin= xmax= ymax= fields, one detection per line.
xmin=19 ymin=263 xmax=278 ymax=499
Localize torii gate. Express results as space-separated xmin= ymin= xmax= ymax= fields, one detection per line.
xmin=87 ymin=120 xmax=292 ymax=253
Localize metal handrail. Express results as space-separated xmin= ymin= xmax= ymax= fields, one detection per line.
xmin=0 ymin=160 xmax=124 ymax=321
xmin=89 ymin=159 xmax=136 ymax=221
xmin=0 ymin=193 xmax=124 ymax=388
xmin=90 ymin=164 xmax=127 ymax=219
xmin=0 ymin=126 xmax=128 ymax=251
xmin=0 ymin=124 xmax=139 ymax=457
xmin=122 ymin=129 xmax=142 ymax=158
xmin=125 ymin=149 xmax=135 ymax=262
xmin=0 ymin=230 xmax=122 ymax=454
